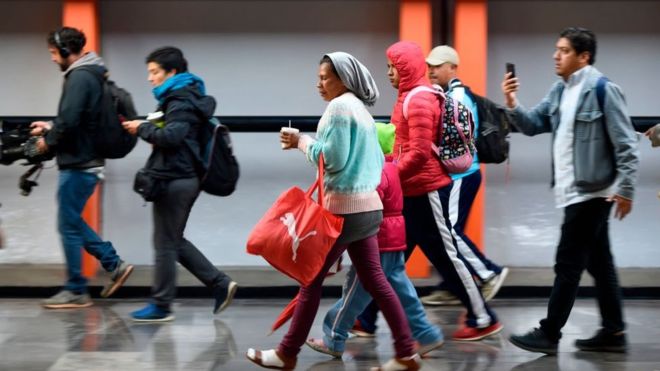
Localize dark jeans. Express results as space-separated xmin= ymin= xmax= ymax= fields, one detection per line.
xmin=540 ymin=198 xmax=624 ymax=340
xmin=58 ymin=169 xmax=120 ymax=293
xmin=152 ymin=177 xmax=230 ymax=308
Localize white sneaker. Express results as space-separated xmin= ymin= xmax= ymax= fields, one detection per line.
xmin=481 ymin=267 xmax=509 ymax=302
xmin=420 ymin=290 xmax=460 ymax=306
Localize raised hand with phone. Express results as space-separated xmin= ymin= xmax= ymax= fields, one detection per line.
xmin=502 ymin=62 xmax=519 ymax=109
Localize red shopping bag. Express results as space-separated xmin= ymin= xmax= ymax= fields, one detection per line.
xmin=246 ymin=155 xmax=343 ymax=286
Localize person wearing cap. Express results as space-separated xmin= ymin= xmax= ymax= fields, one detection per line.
xmin=502 ymin=27 xmax=638 ymax=354
xmin=421 ymin=45 xmax=509 ymax=306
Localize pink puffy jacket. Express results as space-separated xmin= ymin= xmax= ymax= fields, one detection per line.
xmin=386 ymin=41 xmax=451 ymax=196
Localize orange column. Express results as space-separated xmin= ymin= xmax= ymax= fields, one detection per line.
xmin=454 ymin=0 xmax=487 ymax=249
xmin=62 ymin=0 xmax=101 ymax=278
xmin=400 ymin=0 xmax=432 ymax=278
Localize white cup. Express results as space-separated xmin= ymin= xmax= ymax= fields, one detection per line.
xmin=280 ymin=127 xmax=300 ymax=149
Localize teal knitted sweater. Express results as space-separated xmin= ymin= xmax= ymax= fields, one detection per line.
xmin=298 ymin=92 xmax=384 ymax=214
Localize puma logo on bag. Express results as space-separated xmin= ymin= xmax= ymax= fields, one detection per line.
xmin=280 ymin=212 xmax=317 ymax=262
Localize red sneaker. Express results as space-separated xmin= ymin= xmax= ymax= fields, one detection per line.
xmin=452 ymin=322 xmax=503 ymax=341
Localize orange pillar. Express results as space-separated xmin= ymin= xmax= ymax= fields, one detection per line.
xmin=400 ymin=0 xmax=432 ymax=278
xmin=62 ymin=0 xmax=101 ymax=278
xmin=454 ymin=0 xmax=487 ymax=249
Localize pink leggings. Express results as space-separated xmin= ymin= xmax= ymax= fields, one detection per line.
xmin=278 ymin=234 xmax=415 ymax=358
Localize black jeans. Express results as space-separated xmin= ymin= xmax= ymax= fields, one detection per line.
xmin=540 ymin=198 xmax=624 ymax=340
xmin=152 ymin=177 xmax=231 ymax=308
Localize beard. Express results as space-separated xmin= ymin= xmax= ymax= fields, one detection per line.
xmin=58 ymin=60 xmax=71 ymax=72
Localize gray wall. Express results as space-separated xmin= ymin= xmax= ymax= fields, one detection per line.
xmin=1 ymin=0 xmax=659 ymax=269
xmin=0 ymin=1 xmax=62 ymax=115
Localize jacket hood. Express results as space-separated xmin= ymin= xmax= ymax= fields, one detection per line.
xmin=64 ymin=51 xmax=106 ymax=77
xmin=167 ymin=86 xmax=216 ymax=118
xmin=386 ymin=41 xmax=429 ymax=93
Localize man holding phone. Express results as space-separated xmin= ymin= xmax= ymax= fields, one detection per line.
xmin=502 ymin=27 xmax=639 ymax=354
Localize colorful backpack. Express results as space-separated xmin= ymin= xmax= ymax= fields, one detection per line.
xmin=403 ymin=85 xmax=475 ymax=173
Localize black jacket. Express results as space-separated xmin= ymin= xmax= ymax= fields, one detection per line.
xmin=45 ymin=64 xmax=105 ymax=169
xmin=138 ymin=86 xmax=216 ymax=180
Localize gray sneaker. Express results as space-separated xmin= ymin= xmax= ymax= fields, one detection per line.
xmin=42 ymin=290 xmax=92 ymax=309
xmin=100 ymin=260 xmax=134 ymax=298
xmin=481 ymin=267 xmax=509 ymax=302
xmin=420 ymin=290 xmax=460 ymax=306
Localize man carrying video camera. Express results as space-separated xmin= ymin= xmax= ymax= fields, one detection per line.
xmin=29 ymin=27 xmax=133 ymax=309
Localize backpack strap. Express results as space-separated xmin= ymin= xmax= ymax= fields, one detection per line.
xmin=596 ymin=76 xmax=609 ymax=112
xmin=402 ymin=85 xmax=443 ymax=119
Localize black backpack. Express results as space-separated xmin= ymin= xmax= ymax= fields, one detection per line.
xmin=80 ymin=68 xmax=138 ymax=159
xmin=196 ymin=117 xmax=239 ymax=196
xmin=107 ymin=80 xmax=138 ymax=122
xmin=461 ymin=85 xmax=511 ymax=164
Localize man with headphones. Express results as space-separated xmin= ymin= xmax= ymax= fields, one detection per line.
xmin=29 ymin=27 xmax=134 ymax=309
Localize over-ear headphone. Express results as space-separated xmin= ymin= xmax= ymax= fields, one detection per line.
xmin=53 ymin=30 xmax=70 ymax=58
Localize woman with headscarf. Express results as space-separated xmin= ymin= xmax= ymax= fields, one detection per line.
xmin=246 ymin=52 xmax=421 ymax=371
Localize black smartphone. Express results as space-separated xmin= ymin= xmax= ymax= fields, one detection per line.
xmin=506 ymin=63 xmax=516 ymax=78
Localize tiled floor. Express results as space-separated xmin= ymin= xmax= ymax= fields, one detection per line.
xmin=0 ymin=298 xmax=659 ymax=370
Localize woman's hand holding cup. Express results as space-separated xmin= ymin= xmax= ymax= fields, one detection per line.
xmin=280 ymin=127 xmax=300 ymax=150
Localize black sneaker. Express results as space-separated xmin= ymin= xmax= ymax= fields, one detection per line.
xmin=213 ymin=281 xmax=238 ymax=315
xmin=509 ymin=328 xmax=559 ymax=355
xmin=575 ymin=329 xmax=627 ymax=353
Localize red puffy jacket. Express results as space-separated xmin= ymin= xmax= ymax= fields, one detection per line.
xmin=386 ymin=41 xmax=451 ymax=196
xmin=377 ymin=162 xmax=406 ymax=253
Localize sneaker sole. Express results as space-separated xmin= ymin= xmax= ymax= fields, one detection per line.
xmin=509 ymin=336 xmax=558 ymax=355
xmin=214 ymin=281 xmax=238 ymax=315
xmin=418 ymin=340 xmax=445 ymax=356
xmin=100 ymin=264 xmax=134 ymax=298
xmin=305 ymin=340 xmax=343 ymax=358
xmin=421 ymin=299 xmax=461 ymax=306
xmin=42 ymin=302 xmax=93 ymax=309
xmin=453 ymin=325 xmax=504 ymax=342
xmin=132 ymin=314 xmax=175 ymax=323
xmin=576 ymin=345 xmax=627 ymax=353
xmin=483 ymin=267 xmax=509 ymax=302
xmin=349 ymin=329 xmax=375 ymax=338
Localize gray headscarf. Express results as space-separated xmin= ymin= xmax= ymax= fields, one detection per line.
xmin=325 ymin=52 xmax=379 ymax=106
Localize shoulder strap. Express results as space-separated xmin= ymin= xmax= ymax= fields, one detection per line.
xmin=403 ymin=86 xmax=442 ymax=119
xmin=596 ymin=76 xmax=609 ymax=112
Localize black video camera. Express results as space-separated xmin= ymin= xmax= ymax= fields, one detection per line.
xmin=0 ymin=119 xmax=53 ymax=165
xmin=0 ymin=119 xmax=54 ymax=196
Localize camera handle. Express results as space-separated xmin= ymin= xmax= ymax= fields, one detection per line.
xmin=19 ymin=163 xmax=44 ymax=196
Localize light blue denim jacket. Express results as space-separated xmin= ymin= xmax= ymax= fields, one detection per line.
xmin=510 ymin=67 xmax=639 ymax=200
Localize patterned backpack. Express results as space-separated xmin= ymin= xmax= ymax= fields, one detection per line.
xmin=403 ymin=85 xmax=475 ymax=173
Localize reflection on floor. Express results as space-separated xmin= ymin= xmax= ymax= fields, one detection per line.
xmin=0 ymin=298 xmax=658 ymax=370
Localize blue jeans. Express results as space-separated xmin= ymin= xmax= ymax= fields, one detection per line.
xmin=322 ymin=251 xmax=443 ymax=352
xmin=58 ymin=169 xmax=120 ymax=293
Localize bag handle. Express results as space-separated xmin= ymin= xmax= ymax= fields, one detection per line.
xmin=305 ymin=154 xmax=326 ymax=207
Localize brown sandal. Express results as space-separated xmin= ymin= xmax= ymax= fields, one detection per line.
xmin=246 ymin=348 xmax=297 ymax=370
